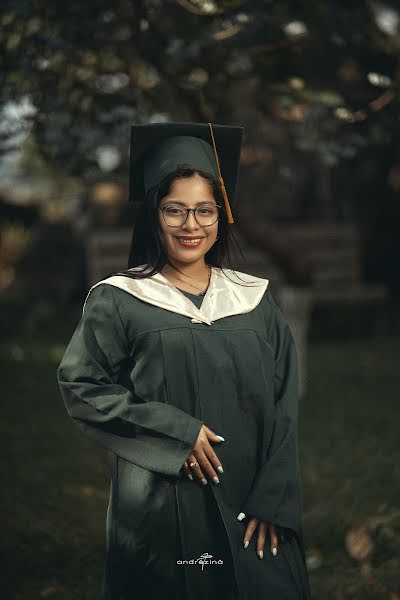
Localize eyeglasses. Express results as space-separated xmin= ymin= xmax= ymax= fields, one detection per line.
xmin=159 ymin=204 xmax=222 ymax=227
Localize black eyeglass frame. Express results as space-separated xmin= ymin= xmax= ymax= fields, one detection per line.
xmin=158 ymin=204 xmax=222 ymax=227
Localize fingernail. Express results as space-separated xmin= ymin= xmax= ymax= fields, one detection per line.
xmin=187 ymin=473 xmax=193 ymax=480
xmin=258 ymin=550 xmax=264 ymax=559
xmin=237 ymin=512 xmax=246 ymax=521
xmin=217 ymin=465 xmax=224 ymax=473
xmin=212 ymin=476 xmax=220 ymax=484
xmin=272 ymin=547 xmax=277 ymax=556
xmin=243 ymin=540 xmax=249 ymax=549
xmin=216 ymin=435 xmax=225 ymax=441
xmin=201 ymin=478 xmax=208 ymax=485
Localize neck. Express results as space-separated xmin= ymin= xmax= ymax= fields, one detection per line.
xmin=162 ymin=258 xmax=209 ymax=280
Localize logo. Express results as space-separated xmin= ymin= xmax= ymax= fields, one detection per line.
xmin=177 ymin=552 xmax=224 ymax=571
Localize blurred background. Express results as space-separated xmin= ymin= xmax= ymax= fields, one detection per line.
xmin=1 ymin=1 xmax=400 ymax=598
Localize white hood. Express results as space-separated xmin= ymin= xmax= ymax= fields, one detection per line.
xmin=83 ymin=265 xmax=269 ymax=326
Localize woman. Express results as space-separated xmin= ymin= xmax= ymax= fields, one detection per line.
xmin=57 ymin=122 xmax=312 ymax=600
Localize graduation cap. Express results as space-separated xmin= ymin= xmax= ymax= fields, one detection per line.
xmin=129 ymin=121 xmax=244 ymax=224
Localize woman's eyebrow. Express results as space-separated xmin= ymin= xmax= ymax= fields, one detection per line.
xmin=160 ymin=200 xmax=215 ymax=206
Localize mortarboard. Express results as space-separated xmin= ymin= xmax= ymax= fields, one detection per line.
xmin=128 ymin=121 xmax=244 ymax=224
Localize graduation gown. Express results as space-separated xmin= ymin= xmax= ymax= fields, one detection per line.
xmin=57 ymin=265 xmax=312 ymax=600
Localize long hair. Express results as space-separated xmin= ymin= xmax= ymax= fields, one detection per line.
xmin=108 ymin=164 xmax=257 ymax=286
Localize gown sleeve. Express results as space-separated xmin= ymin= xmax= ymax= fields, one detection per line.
xmin=57 ymin=283 xmax=204 ymax=478
xmin=241 ymin=291 xmax=303 ymax=537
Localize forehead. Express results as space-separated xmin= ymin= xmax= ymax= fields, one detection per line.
xmin=159 ymin=175 xmax=216 ymax=205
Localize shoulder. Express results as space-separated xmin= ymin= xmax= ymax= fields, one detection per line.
xmin=216 ymin=265 xmax=273 ymax=308
xmin=214 ymin=266 xmax=292 ymax=332
xmin=232 ymin=276 xmax=292 ymax=348
xmin=80 ymin=282 xmax=128 ymax=345
xmin=82 ymin=281 xmax=120 ymax=315
xmin=213 ymin=266 xmax=271 ymax=316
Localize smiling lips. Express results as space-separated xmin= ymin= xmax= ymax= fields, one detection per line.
xmin=175 ymin=237 xmax=204 ymax=247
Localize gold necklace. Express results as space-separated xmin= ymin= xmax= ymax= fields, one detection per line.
xmin=164 ymin=265 xmax=211 ymax=295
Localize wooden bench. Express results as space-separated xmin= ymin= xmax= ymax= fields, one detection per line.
xmin=280 ymin=224 xmax=389 ymax=308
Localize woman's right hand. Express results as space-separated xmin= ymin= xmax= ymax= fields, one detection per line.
xmin=183 ymin=424 xmax=224 ymax=485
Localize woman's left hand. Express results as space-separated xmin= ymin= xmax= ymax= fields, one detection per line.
xmin=238 ymin=514 xmax=279 ymax=558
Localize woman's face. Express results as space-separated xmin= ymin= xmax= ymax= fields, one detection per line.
xmin=157 ymin=174 xmax=219 ymax=266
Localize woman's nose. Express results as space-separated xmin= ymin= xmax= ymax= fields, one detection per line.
xmin=182 ymin=210 xmax=200 ymax=229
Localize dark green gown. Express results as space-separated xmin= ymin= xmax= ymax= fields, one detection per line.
xmin=57 ymin=267 xmax=312 ymax=600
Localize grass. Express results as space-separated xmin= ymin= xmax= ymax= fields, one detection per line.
xmin=301 ymin=328 xmax=400 ymax=599
xmin=1 ymin=297 xmax=399 ymax=599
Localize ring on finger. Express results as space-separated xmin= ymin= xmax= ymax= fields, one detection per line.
xmin=189 ymin=462 xmax=198 ymax=468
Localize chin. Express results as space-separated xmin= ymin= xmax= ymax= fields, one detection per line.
xmin=172 ymin=252 xmax=205 ymax=263
xmin=168 ymin=246 xmax=207 ymax=260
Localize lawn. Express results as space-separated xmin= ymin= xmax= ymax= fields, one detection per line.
xmin=1 ymin=298 xmax=399 ymax=599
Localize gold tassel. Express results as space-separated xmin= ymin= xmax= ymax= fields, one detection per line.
xmin=219 ymin=176 xmax=234 ymax=224
xmin=208 ymin=123 xmax=235 ymax=225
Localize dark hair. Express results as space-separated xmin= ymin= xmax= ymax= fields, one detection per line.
xmin=109 ymin=164 xmax=252 ymax=285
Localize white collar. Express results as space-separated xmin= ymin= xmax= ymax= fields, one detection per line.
xmin=83 ymin=265 xmax=269 ymax=326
